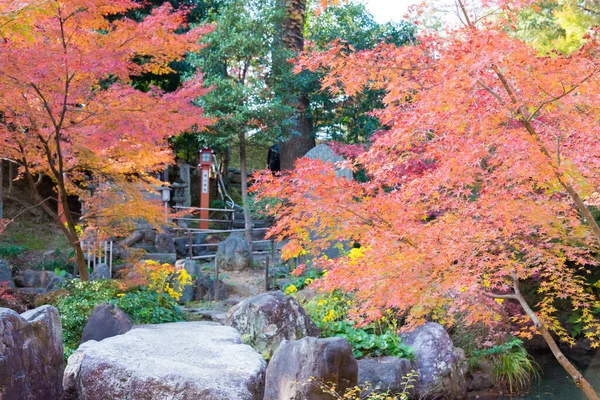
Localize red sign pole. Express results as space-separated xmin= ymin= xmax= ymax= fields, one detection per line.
xmin=198 ymin=148 xmax=213 ymax=230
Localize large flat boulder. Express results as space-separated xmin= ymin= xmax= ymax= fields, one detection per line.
xmin=0 ymin=305 xmax=64 ymax=400
xmin=63 ymin=322 xmax=266 ymax=400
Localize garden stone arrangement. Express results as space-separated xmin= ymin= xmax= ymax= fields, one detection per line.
xmin=0 ymin=291 xmax=476 ymax=400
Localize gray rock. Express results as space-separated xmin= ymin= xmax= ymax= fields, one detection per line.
xmin=174 ymin=237 xmax=189 ymax=257
xmin=64 ymin=322 xmax=266 ymax=400
xmin=401 ymin=322 xmax=468 ymax=399
xmin=155 ymin=232 xmax=176 ymax=253
xmin=174 ymin=260 xmax=200 ymax=304
xmin=264 ymin=337 xmax=358 ymax=400
xmin=358 ymin=356 xmax=414 ymax=396
xmin=295 ymin=287 xmax=317 ymax=303
xmin=174 ymin=233 xmax=207 ymax=257
xmin=43 ymin=275 xmax=65 ymax=293
xmin=42 ymin=250 xmax=56 ymax=257
xmin=227 ymin=291 xmax=319 ymax=358
xmin=304 ymin=143 xmax=353 ymax=180
xmin=195 ymin=273 xmax=229 ymax=301
xmin=467 ymin=361 xmax=494 ymax=392
xmin=183 ymin=308 xmax=228 ymax=324
xmin=90 ymin=263 xmax=110 ymax=280
xmin=0 ymin=258 xmax=13 ymax=287
xmin=14 ymin=270 xmax=58 ymax=289
xmin=217 ymin=235 xmax=251 ymax=271
xmin=179 ymin=283 xmax=195 ymax=304
xmin=0 ymin=305 xmax=64 ymax=400
xmin=80 ymin=303 xmax=133 ymax=344
xmin=175 ymin=259 xmax=201 ymax=276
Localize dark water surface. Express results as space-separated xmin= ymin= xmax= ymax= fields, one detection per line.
xmin=492 ymin=351 xmax=600 ymax=399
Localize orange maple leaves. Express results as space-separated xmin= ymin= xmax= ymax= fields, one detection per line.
xmin=257 ymin=0 xmax=600 ymax=343
xmin=0 ymin=0 xmax=212 ymax=277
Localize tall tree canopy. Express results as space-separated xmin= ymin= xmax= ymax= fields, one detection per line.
xmin=303 ymin=2 xmax=415 ymax=143
xmin=190 ymin=0 xmax=294 ymax=247
xmin=0 ymin=0 xmax=211 ymax=279
xmin=257 ymin=0 xmax=600 ymax=396
xmin=516 ymin=0 xmax=600 ymax=53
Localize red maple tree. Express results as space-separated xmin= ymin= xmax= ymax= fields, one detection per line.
xmin=0 ymin=1 xmax=212 ymax=280
xmin=256 ymin=0 xmax=600 ymax=397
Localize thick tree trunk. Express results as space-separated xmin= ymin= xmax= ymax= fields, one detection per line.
xmin=277 ymin=0 xmax=315 ymax=170
xmin=238 ymin=132 xmax=254 ymax=259
xmin=279 ymin=93 xmax=315 ymax=170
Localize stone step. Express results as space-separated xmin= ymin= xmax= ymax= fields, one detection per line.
xmin=181 ymin=308 xmax=228 ymax=325
xmin=130 ymin=244 xmax=156 ymax=252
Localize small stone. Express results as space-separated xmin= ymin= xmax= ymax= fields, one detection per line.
xmin=155 ymin=233 xmax=176 ymax=253
xmin=400 ymin=322 xmax=468 ymax=399
xmin=90 ymin=263 xmax=110 ymax=280
xmin=358 ymin=356 xmax=414 ymax=396
xmin=217 ymin=235 xmax=251 ymax=271
xmin=80 ymin=303 xmax=133 ymax=344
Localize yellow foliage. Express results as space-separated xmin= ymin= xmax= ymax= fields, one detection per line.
xmin=122 ymin=260 xmax=192 ymax=304
xmin=284 ymin=285 xmax=298 ymax=295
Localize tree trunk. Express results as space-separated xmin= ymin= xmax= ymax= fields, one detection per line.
xmin=495 ymin=276 xmax=600 ymax=400
xmin=519 ymin=295 xmax=599 ymax=399
xmin=279 ymin=92 xmax=315 ymax=170
xmin=7 ymin=161 xmax=12 ymax=193
xmin=70 ymin=232 xmax=88 ymax=280
xmin=277 ymin=0 xmax=315 ymax=170
xmin=238 ymin=132 xmax=253 ymax=259
xmin=57 ymin=178 xmax=89 ymax=281
xmin=0 ymin=159 xmax=3 ymax=219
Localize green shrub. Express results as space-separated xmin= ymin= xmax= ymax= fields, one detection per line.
xmin=303 ymin=291 xmax=412 ymax=359
xmin=53 ymin=280 xmax=118 ymax=358
xmin=248 ymin=193 xmax=281 ymax=220
xmin=281 ymin=268 xmax=325 ymax=294
xmin=0 ymin=244 xmax=26 ymax=257
xmin=472 ymin=338 xmax=540 ymax=393
xmin=36 ymin=258 xmax=74 ymax=272
xmin=48 ymin=279 xmax=184 ymax=360
xmin=117 ymin=289 xmax=183 ymax=325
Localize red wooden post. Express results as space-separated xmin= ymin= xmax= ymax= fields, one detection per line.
xmin=198 ymin=148 xmax=213 ymax=230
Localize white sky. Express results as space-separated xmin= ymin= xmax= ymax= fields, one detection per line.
xmin=362 ymin=0 xmax=416 ymax=23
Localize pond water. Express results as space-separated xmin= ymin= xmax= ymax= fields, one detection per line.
xmin=489 ymin=350 xmax=600 ymax=399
